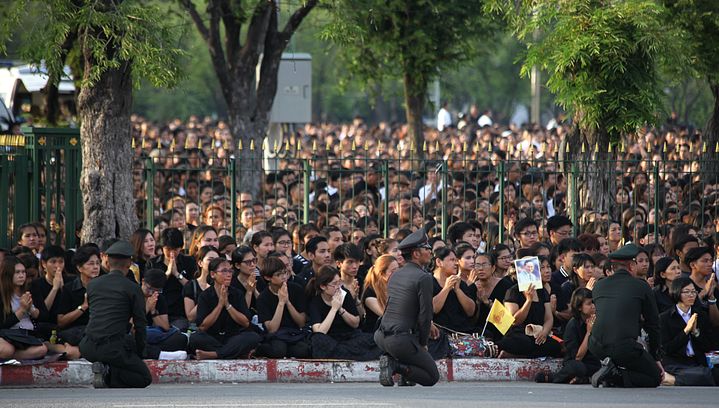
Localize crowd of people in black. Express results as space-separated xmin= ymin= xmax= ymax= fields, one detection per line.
xmin=2 ymin=114 xmax=719 ymax=388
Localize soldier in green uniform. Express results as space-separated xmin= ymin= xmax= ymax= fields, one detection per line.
xmin=79 ymin=241 xmax=152 ymax=389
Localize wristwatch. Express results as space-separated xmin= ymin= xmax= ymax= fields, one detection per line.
xmin=338 ymin=308 xmax=345 ymax=316
xmin=226 ymin=304 xmax=234 ymax=311
xmin=77 ymin=305 xmax=86 ymax=313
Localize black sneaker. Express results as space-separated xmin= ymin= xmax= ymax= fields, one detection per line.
xmin=92 ymin=361 xmax=109 ymax=389
xmin=591 ymin=357 xmax=617 ymax=388
xmin=379 ymin=354 xmax=396 ymax=387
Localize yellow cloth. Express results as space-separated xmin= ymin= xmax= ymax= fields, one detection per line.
xmin=488 ymin=299 xmax=515 ymax=335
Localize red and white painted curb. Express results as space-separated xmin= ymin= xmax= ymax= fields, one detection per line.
xmin=0 ymin=358 xmax=562 ymax=387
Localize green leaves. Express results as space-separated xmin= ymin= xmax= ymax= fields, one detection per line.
xmin=0 ymin=0 xmax=185 ymax=89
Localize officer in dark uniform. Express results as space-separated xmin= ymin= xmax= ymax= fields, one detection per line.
xmin=375 ymin=228 xmax=439 ymax=387
xmin=589 ymin=244 xmax=663 ymax=388
xmin=79 ymin=241 xmax=152 ymax=389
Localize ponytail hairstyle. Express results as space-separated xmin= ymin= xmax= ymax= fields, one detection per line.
xmin=431 ymin=246 xmax=456 ymax=273
xmin=306 ymin=265 xmax=340 ymax=297
xmin=363 ymin=255 xmax=396 ymax=310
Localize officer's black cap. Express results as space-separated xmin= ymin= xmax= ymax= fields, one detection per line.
xmin=608 ymin=243 xmax=640 ymax=261
xmin=397 ymin=228 xmax=430 ymax=251
xmin=105 ymin=240 xmax=134 ymax=259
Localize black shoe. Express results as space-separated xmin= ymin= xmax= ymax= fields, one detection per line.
xmin=591 ymin=357 xmax=617 ymax=388
xmin=398 ymin=375 xmax=416 ymax=386
xmin=379 ymin=354 xmax=396 ymax=387
xmin=91 ymin=361 xmax=109 ymax=389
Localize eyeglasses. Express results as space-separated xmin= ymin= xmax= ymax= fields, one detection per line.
xmin=145 ymin=287 xmax=163 ymax=294
xmin=680 ymin=290 xmax=698 ymax=296
xmin=326 ymin=281 xmax=342 ymax=288
xmin=241 ymin=258 xmax=258 ymax=265
xmin=276 ymin=240 xmax=292 ymax=246
xmin=216 ymin=268 xmax=234 ymax=274
xmin=519 ymin=231 xmax=538 ymax=237
xmin=475 ymin=262 xmax=491 ymax=268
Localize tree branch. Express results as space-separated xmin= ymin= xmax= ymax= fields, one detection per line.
xmin=178 ymin=0 xmax=210 ymax=43
xmin=280 ymin=0 xmax=319 ymax=42
xmin=221 ymin=0 xmax=242 ymax=67
xmin=239 ymin=0 xmax=273 ymax=64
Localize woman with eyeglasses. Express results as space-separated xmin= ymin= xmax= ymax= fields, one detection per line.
xmin=230 ymin=245 xmax=265 ymax=314
xmin=188 ymin=258 xmax=262 ymax=360
xmin=659 ymin=277 xmax=719 ymax=386
xmin=184 ymin=246 xmax=219 ymax=325
xmin=473 ymin=253 xmax=511 ymax=340
xmin=255 ymin=257 xmax=309 ymax=358
xmin=307 ymin=265 xmax=381 ymax=360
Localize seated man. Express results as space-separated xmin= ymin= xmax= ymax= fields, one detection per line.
xmin=30 ymin=245 xmax=69 ymax=339
xmin=141 ymin=269 xmax=189 ymax=360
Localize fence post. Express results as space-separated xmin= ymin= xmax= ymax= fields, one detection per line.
xmin=570 ymin=162 xmax=579 ymax=235
xmin=303 ymin=159 xmax=310 ymax=224
xmin=229 ymin=156 xmax=237 ymax=240
xmin=65 ymin=140 xmax=79 ymax=248
xmin=145 ymin=157 xmax=155 ymax=232
xmin=383 ymin=160 xmax=390 ymax=238
xmin=441 ymin=160 xmax=448 ymax=240
xmin=0 ymin=156 xmax=9 ymax=248
xmin=13 ymin=154 xmax=29 ymax=232
xmin=498 ymin=161 xmax=505 ymax=244
xmin=653 ymin=161 xmax=660 ymax=244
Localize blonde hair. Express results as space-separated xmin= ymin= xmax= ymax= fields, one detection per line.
xmin=363 ymin=255 xmax=396 ymax=310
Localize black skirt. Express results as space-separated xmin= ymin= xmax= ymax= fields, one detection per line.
xmin=0 ymin=329 xmax=44 ymax=349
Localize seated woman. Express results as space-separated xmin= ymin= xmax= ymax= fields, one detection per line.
xmin=188 ymin=258 xmax=262 ymax=359
xmin=659 ymin=277 xmax=719 ymax=386
xmin=0 ymin=256 xmax=47 ymax=361
xmin=230 ymin=245 xmax=264 ymax=315
xmin=536 ymin=288 xmax=600 ymax=384
xmin=361 ymin=255 xmax=398 ymax=333
xmin=141 ymin=269 xmax=189 ymax=360
xmin=431 ymin=247 xmax=477 ymax=334
xmin=499 ymin=267 xmax=562 ymax=358
xmin=55 ymin=245 xmax=102 ymax=360
xmin=183 ymin=246 xmax=219 ymax=328
xmin=255 ymin=257 xmax=309 ymax=358
xmin=653 ymin=257 xmax=682 ymax=314
xmin=308 ymin=265 xmax=381 ymax=361
xmin=559 ymin=253 xmax=600 ymax=313
xmin=455 ymin=243 xmax=476 ymax=285
xmin=473 ymin=252 xmax=512 ymax=341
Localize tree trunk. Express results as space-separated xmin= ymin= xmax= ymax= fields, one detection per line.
xmin=78 ymin=60 xmax=136 ymax=245
xmin=43 ymin=82 xmax=60 ymax=126
xmin=566 ymin=114 xmax=614 ymax=225
xmin=227 ymin=105 xmax=267 ymax=199
xmin=403 ymin=71 xmax=426 ymax=162
xmin=702 ymin=83 xmax=719 ymax=177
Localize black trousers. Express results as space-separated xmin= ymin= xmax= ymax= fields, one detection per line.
xmin=664 ymin=362 xmax=719 ymax=386
xmin=144 ymin=332 xmax=189 ymax=359
xmin=188 ymin=331 xmax=261 ymax=359
xmin=589 ymin=340 xmax=661 ymax=388
xmin=499 ymin=331 xmax=563 ymax=358
xmin=374 ymin=331 xmax=439 ymax=386
xmin=256 ymin=338 xmax=311 ymax=359
xmin=79 ymin=335 xmax=152 ymax=388
xmin=169 ymin=317 xmax=189 ymax=332
xmin=553 ymin=359 xmax=601 ymax=383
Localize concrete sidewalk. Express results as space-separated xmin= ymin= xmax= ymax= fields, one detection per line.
xmin=0 ymin=358 xmax=561 ymax=387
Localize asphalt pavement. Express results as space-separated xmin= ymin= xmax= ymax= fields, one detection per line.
xmin=1 ymin=382 xmax=717 ymax=408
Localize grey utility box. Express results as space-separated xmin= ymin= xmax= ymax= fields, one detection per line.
xmin=260 ymin=53 xmax=311 ymax=124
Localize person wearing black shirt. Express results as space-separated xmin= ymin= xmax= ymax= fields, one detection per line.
xmin=474 ymin=253 xmax=512 ymax=341
xmin=653 ymin=257 xmax=683 ymax=314
xmin=375 ymin=228 xmax=439 ymax=387
xmin=255 ymin=257 xmax=309 ymax=358
xmin=361 ymin=254 xmax=399 ymax=333
xmin=79 ymin=241 xmax=151 ymax=389
xmin=30 ymin=245 xmax=68 ymax=339
xmin=138 ymin=269 xmax=188 ymax=360
xmin=431 ymin=247 xmax=477 ymax=334
xmin=295 ymin=236 xmax=332 ymax=288
xmin=308 ymin=265 xmax=380 ymax=361
xmin=188 ymin=258 xmax=261 ymax=359
xmin=589 ymin=244 xmax=662 ymax=388
xmin=684 ymin=247 xmax=719 ymax=330
xmin=55 ymin=246 xmax=101 ymax=359
xmin=183 ymin=246 xmax=219 ymax=326
xmin=537 ymin=288 xmax=600 ymax=384
xmin=659 ymin=277 xmax=719 ymax=386
xmin=146 ymin=228 xmax=197 ymax=331
xmin=229 ymin=245 xmax=264 ymax=318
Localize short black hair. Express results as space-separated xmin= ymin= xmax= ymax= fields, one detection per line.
xmin=684 ymin=246 xmax=713 ymax=268
xmin=547 ymin=215 xmax=573 ymax=232
xmin=143 ymin=268 xmax=167 ymax=289
xmin=669 ymin=277 xmax=695 ymax=304
xmin=41 ymin=245 xmax=66 ymax=261
xmin=161 ymin=228 xmax=184 ymax=249
xmin=305 ymin=236 xmax=328 ymax=254
xmin=514 ymin=218 xmax=538 ymax=236
xmin=557 ymin=238 xmax=583 ymax=255
xmin=333 ymin=243 xmax=363 ymax=263
xmin=73 ymin=245 xmax=101 ymax=267
xmin=674 ymin=235 xmax=699 ymax=254
xmin=447 ymin=222 xmax=473 ymax=245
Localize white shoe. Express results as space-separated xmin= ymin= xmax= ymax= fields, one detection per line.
xmin=158 ymin=351 xmax=188 ymax=360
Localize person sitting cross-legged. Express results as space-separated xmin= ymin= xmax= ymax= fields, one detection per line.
xmin=188 ymin=258 xmax=261 ymax=359
xmin=141 ymin=269 xmax=189 ymax=360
